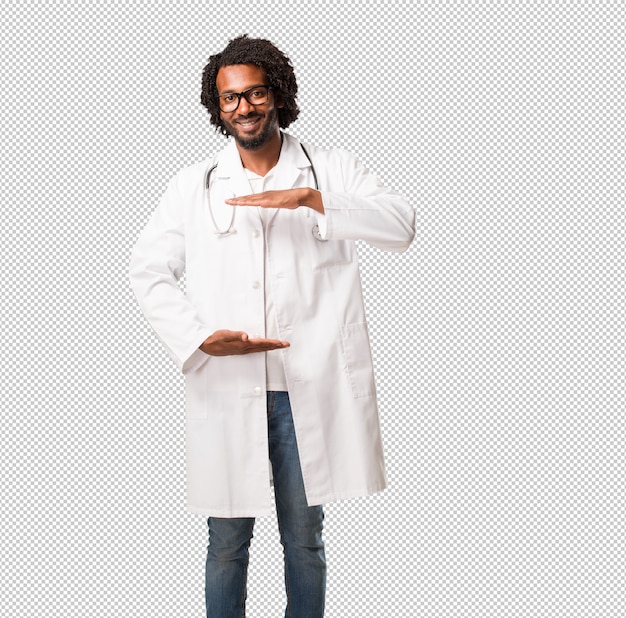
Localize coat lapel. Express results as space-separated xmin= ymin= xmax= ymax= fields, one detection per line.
xmin=213 ymin=139 xmax=254 ymax=197
xmin=211 ymin=133 xmax=314 ymax=228
xmin=273 ymin=133 xmax=313 ymax=190
xmin=214 ymin=133 xmax=313 ymax=190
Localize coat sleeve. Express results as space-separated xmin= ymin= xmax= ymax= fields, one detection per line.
xmin=316 ymin=149 xmax=416 ymax=252
xmin=129 ymin=174 xmax=213 ymax=374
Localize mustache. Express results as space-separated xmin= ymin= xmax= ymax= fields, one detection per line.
xmin=234 ymin=112 xmax=262 ymax=121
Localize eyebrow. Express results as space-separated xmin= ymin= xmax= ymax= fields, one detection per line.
xmin=218 ymin=83 xmax=268 ymax=95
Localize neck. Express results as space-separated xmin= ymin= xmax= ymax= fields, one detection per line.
xmin=236 ymin=130 xmax=283 ymax=176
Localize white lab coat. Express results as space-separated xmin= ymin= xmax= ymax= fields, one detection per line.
xmin=129 ymin=132 xmax=415 ymax=517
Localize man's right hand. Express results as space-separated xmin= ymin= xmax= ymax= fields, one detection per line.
xmin=199 ymin=330 xmax=290 ymax=356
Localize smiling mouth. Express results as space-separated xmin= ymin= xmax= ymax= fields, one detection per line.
xmin=236 ymin=117 xmax=261 ymax=130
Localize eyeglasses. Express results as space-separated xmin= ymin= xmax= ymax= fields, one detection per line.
xmin=216 ymin=85 xmax=273 ymax=113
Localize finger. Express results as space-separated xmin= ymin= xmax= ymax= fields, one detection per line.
xmin=247 ymin=339 xmax=290 ymax=349
xmin=218 ymin=330 xmax=249 ymax=342
xmin=225 ymin=194 xmax=261 ymax=205
xmin=248 ymin=337 xmax=289 ymax=345
xmin=225 ymin=192 xmax=286 ymax=208
xmin=247 ymin=344 xmax=289 ymax=353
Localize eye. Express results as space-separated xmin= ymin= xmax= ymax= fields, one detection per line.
xmin=222 ymin=94 xmax=236 ymax=103
xmin=250 ymin=89 xmax=264 ymax=99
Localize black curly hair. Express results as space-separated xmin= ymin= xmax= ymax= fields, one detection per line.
xmin=201 ymin=34 xmax=300 ymax=135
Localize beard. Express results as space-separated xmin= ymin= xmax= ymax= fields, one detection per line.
xmin=223 ymin=107 xmax=280 ymax=150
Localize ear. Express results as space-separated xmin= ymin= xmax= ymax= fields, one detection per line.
xmin=274 ymin=91 xmax=284 ymax=109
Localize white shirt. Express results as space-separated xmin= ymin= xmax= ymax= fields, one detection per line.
xmin=244 ymin=167 xmax=289 ymax=391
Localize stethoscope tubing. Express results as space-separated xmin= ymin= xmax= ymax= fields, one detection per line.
xmin=205 ymin=143 xmax=319 ymax=237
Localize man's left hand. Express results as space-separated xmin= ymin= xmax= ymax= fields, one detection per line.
xmin=225 ymin=188 xmax=324 ymax=214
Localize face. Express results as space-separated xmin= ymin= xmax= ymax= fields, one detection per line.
xmin=216 ymin=64 xmax=283 ymax=150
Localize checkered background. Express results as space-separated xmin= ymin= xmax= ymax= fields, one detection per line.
xmin=2 ymin=1 xmax=625 ymax=616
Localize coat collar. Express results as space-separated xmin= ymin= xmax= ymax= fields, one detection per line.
xmin=213 ymin=132 xmax=311 ymax=193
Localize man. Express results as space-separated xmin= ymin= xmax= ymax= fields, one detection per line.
xmin=129 ymin=34 xmax=415 ymax=618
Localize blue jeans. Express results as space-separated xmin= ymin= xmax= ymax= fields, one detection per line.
xmin=205 ymin=391 xmax=326 ymax=617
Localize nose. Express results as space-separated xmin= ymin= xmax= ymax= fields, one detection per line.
xmin=237 ymin=95 xmax=253 ymax=115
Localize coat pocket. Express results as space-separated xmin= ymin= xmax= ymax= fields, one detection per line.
xmin=309 ymin=237 xmax=354 ymax=270
xmin=340 ymin=322 xmax=376 ymax=398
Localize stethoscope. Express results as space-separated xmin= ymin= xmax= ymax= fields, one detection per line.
xmin=205 ymin=143 xmax=325 ymax=240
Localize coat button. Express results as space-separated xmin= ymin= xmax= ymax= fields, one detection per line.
xmin=253 ymin=386 xmax=262 ymax=396
xmin=252 ymin=280 xmax=261 ymax=289
xmin=252 ymin=229 xmax=260 ymax=238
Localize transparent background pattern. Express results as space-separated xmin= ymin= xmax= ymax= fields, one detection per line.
xmin=2 ymin=1 xmax=625 ymax=617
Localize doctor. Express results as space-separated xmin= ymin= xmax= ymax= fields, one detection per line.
xmin=129 ymin=34 xmax=415 ymax=618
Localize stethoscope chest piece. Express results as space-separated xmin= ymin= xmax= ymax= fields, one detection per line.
xmin=312 ymin=224 xmax=327 ymax=242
